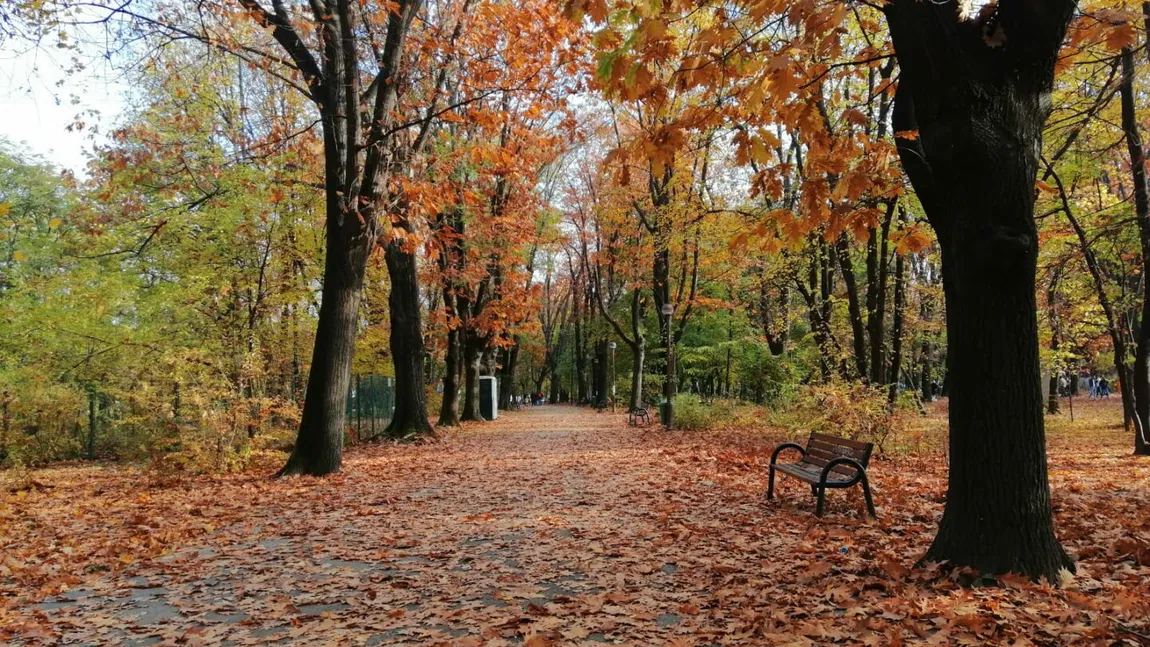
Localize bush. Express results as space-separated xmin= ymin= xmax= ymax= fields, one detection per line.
xmin=672 ymin=393 xmax=718 ymax=430
xmin=777 ymin=381 xmax=909 ymax=455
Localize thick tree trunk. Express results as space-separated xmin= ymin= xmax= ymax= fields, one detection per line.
xmin=888 ymin=1 xmax=1075 ymax=579
xmin=383 ymin=240 xmax=434 ymax=438
xmin=549 ymin=372 xmax=561 ymax=404
xmin=1120 ymin=46 xmax=1150 ymax=456
xmin=461 ymin=338 xmax=484 ymax=422
xmin=438 ymin=325 xmax=462 ymax=426
xmin=654 ymin=244 xmax=677 ymax=411
xmin=280 ymin=204 xmax=369 ymax=475
xmin=924 ymin=227 xmax=1071 ymax=576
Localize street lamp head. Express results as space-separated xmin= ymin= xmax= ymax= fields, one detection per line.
xmin=660 ymin=303 xmax=675 ymax=316
xmin=608 ymin=342 xmax=617 ymax=350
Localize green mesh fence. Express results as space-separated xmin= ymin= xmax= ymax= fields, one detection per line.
xmin=347 ymin=375 xmax=395 ymax=443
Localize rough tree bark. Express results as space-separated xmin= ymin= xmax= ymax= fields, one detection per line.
xmin=460 ymin=336 xmax=484 ymax=421
xmin=836 ymin=235 xmax=869 ymax=380
xmin=1119 ymin=45 xmax=1150 ymax=456
xmin=383 ymin=228 xmax=434 ymax=437
xmin=887 ymin=225 xmax=906 ymax=405
xmin=886 ymin=0 xmax=1076 ymax=579
xmin=439 ymin=323 xmax=462 ymax=426
xmin=867 ymin=200 xmax=896 ymax=385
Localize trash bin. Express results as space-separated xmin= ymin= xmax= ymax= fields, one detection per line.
xmin=479 ymin=376 xmax=498 ymax=420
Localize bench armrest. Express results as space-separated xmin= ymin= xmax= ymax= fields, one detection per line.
xmin=819 ymin=457 xmax=866 ymax=487
xmin=770 ymin=442 xmax=806 ymax=466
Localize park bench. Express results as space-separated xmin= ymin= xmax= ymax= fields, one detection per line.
xmin=628 ymin=405 xmax=651 ymax=426
xmin=767 ymin=432 xmax=876 ymax=518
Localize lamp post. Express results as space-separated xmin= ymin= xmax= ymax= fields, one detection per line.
xmin=608 ymin=341 xmax=617 ymax=413
xmin=661 ymin=302 xmax=676 ymax=429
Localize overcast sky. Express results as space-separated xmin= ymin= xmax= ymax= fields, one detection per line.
xmin=0 ymin=37 xmax=128 ymax=175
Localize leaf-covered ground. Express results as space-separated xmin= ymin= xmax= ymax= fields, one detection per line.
xmin=2 ymin=402 xmax=1149 ymax=646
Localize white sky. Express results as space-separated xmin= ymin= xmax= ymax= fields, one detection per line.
xmin=0 ymin=38 xmax=128 ymax=174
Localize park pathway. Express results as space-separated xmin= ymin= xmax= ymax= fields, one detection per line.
xmin=9 ymin=404 xmax=1144 ymax=646
xmin=11 ymin=406 xmax=804 ymax=646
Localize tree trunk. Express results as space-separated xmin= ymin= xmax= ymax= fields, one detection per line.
xmin=549 ymin=372 xmax=562 ymax=404
xmin=887 ymin=242 xmax=906 ymax=405
xmin=1120 ymin=46 xmax=1150 ymax=456
xmin=382 ymin=238 xmax=434 ymax=438
xmin=837 ymin=236 xmax=869 ymax=381
xmin=1046 ymin=274 xmax=1061 ymax=415
xmin=868 ymin=201 xmax=895 ymax=384
xmin=461 ymin=337 xmax=484 ymax=422
xmin=499 ymin=344 xmax=518 ymax=410
xmin=1 ymin=393 xmax=10 ymax=453
xmin=805 ymin=246 xmax=832 ymax=381
xmin=279 ymin=209 xmax=369 ymax=475
xmin=438 ymin=324 xmax=462 ymax=426
xmin=654 ymin=244 xmax=677 ymax=410
xmin=888 ymin=1 xmax=1075 ymax=579
xmin=574 ymin=308 xmax=587 ymax=402
xmin=87 ymin=391 xmax=97 ymax=460
xmin=920 ymin=342 xmax=932 ymax=402
xmin=758 ymin=267 xmax=787 ymax=355
xmin=630 ymin=341 xmax=646 ymax=409
xmin=1046 ymin=372 xmax=1060 ymax=415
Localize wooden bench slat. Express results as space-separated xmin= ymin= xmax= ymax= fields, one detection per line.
xmin=777 ymin=463 xmax=854 ymax=485
xmin=794 ymin=457 xmax=860 ymax=478
xmin=807 ymin=438 xmax=864 ymax=456
xmin=809 ymin=432 xmax=871 ymax=453
xmin=807 ymin=439 xmax=869 ymax=462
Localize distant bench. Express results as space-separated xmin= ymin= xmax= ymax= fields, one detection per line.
xmin=628 ymin=405 xmax=651 ymax=426
xmin=767 ymin=432 xmax=876 ymax=518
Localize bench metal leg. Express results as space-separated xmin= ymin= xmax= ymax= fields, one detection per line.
xmin=815 ymin=485 xmax=826 ymax=517
xmin=767 ymin=466 xmax=777 ymax=500
xmin=860 ymin=473 xmax=877 ymax=518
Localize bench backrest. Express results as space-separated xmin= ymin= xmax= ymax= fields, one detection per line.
xmin=801 ymin=432 xmax=873 ymax=478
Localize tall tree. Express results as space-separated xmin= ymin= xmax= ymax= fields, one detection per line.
xmin=885 ymin=0 xmax=1076 ymax=578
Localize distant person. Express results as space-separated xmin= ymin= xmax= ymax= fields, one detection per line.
xmin=1101 ymin=377 xmax=1111 ymax=398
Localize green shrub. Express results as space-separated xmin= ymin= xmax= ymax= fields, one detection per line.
xmin=671 ymin=393 xmax=718 ymax=430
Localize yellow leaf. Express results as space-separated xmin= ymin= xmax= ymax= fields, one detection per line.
xmin=0 ymin=203 xmax=10 ymax=217
xmin=48 ymin=217 xmax=63 ymax=229
xmin=12 ymin=250 xmax=25 ymax=262
xmin=641 ymin=18 xmax=667 ymax=42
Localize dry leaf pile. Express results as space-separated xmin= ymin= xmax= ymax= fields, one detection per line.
xmin=2 ymin=402 xmax=1148 ymax=646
